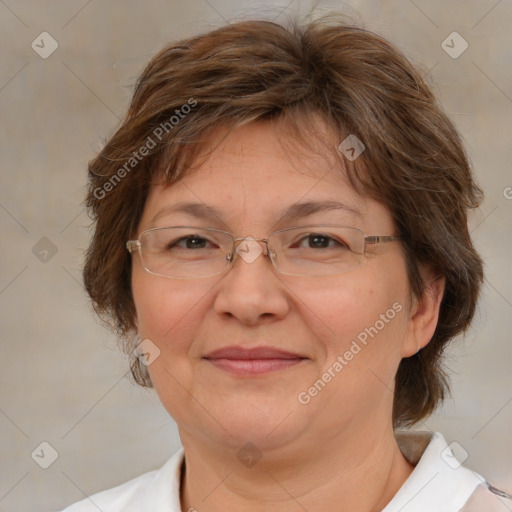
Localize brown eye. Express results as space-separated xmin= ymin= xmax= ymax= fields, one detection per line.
xmin=169 ymin=236 xmax=212 ymax=250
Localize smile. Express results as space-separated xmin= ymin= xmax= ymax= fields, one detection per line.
xmin=203 ymin=345 xmax=307 ymax=376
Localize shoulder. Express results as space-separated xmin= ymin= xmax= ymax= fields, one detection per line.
xmin=59 ymin=470 xmax=158 ymax=512
xmin=57 ymin=448 xmax=185 ymax=512
xmin=459 ymin=483 xmax=512 ymax=511
xmin=385 ymin=431 xmax=512 ymax=512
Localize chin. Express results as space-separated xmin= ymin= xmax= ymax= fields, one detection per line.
xmin=224 ymin=400 xmax=309 ymax=445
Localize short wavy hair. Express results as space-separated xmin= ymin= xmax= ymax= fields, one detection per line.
xmin=83 ymin=15 xmax=484 ymax=428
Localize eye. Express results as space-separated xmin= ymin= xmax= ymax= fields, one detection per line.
xmin=168 ymin=235 xmax=216 ymax=250
xmin=295 ymin=233 xmax=349 ymax=250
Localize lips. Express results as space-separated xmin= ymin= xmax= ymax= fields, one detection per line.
xmin=203 ymin=345 xmax=307 ymax=376
xmin=204 ymin=346 xmax=305 ymax=360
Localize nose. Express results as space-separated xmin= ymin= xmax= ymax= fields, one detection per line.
xmin=231 ymin=236 xmax=271 ymax=265
xmin=212 ymin=237 xmax=290 ymax=325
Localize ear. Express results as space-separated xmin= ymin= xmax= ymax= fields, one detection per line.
xmin=401 ymin=269 xmax=446 ymax=358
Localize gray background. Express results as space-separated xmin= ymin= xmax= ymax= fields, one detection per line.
xmin=0 ymin=1 xmax=511 ymax=510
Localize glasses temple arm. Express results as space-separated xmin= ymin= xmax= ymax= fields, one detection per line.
xmin=126 ymin=240 xmax=140 ymax=253
xmin=365 ymin=236 xmax=403 ymax=244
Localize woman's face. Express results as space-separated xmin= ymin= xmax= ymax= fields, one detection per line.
xmin=131 ymin=121 xmax=422 ymax=455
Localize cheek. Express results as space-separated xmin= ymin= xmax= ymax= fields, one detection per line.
xmin=131 ymin=272 xmax=206 ymax=400
xmin=311 ymin=266 xmax=410 ymax=369
xmin=297 ymin=272 xmax=405 ymax=336
xmin=132 ymin=268 xmax=203 ymax=341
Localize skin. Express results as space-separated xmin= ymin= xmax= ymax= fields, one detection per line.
xmin=131 ymin=120 xmax=445 ymax=512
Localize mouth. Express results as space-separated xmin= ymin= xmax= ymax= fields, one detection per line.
xmin=203 ymin=346 xmax=307 ymax=376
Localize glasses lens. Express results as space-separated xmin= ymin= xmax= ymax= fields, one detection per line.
xmin=139 ymin=227 xmax=232 ymax=278
xmin=269 ymin=226 xmax=364 ymax=276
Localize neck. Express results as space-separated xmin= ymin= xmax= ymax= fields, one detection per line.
xmin=179 ymin=424 xmax=415 ymax=512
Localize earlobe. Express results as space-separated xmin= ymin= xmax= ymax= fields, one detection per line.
xmin=401 ymin=273 xmax=446 ymax=358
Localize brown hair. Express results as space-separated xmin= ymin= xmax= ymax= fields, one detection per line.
xmin=83 ymin=15 xmax=484 ymax=428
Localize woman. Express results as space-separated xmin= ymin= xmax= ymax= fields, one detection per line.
xmin=62 ymin=15 xmax=510 ymax=511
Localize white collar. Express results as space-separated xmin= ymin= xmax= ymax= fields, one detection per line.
xmin=382 ymin=431 xmax=484 ymax=511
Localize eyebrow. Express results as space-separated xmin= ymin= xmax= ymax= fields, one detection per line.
xmin=151 ymin=200 xmax=362 ymax=228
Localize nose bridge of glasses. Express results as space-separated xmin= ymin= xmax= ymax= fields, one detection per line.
xmin=230 ymin=236 xmax=273 ymax=265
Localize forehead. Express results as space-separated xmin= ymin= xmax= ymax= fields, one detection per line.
xmin=140 ymin=122 xmax=394 ymax=234
xmin=176 ymin=119 xmax=349 ymax=186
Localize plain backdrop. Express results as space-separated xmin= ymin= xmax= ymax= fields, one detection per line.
xmin=0 ymin=1 xmax=511 ymax=510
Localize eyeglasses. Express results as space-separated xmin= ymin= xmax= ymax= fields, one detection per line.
xmin=126 ymin=225 xmax=402 ymax=279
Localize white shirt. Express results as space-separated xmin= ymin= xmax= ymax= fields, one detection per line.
xmin=59 ymin=431 xmax=511 ymax=511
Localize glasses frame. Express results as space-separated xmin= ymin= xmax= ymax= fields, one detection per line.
xmin=126 ymin=224 xmax=403 ymax=279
